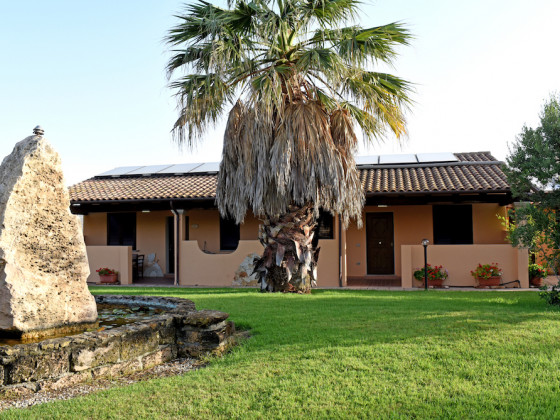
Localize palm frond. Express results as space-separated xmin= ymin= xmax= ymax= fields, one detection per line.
xmin=166 ymin=0 xmax=412 ymax=225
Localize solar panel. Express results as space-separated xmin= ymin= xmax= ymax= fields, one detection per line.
xmin=355 ymin=155 xmax=379 ymax=165
xmin=416 ymin=152 xmax=458 ymax=163
xmin=378 ymin=154 xmax=418 ymax=164
xmin=191 ymin=162 xmax=220 ymax=173
xmin=127 ymin=164 xmax=175 ymax=175
xmin=156 ymin=163 xmax=204 ymax=174
xmin=96 ymin=166 xmax=143 ymax=177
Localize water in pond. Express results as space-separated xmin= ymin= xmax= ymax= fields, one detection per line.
xmin=0 ymin=304 xmax=166 ymax=346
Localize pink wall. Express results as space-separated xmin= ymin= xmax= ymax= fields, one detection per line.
xmin=184 ymin=210 xmax=260 ymax=253
xmin=136 ymin=211 xmax=170 ymax=273
xmin=346 ymin=203 xmax=509 ymax=279
xmin=83 ymin=213 xmax=107 ymax=245
xmin=346 ymin=205 xmax=433 ymax=277
xmin=81 ymin=202 xmax=521 ymax=289
xmin=178 ymin=240 xmax=261 ymax=286
xmin=401 ymin=244 xmax=528 ymax=288
xmin=177 ymin=235 xmax=340 ymax=288
xmin=86 ymin=245 xmax=132 ymax=284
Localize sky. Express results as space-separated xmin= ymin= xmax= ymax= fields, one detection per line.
xmin=1 ymin=0 xmax=559 ymax=185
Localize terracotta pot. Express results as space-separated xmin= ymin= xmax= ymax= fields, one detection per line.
xmin=476 ymin=276 xmax=501 ymax=288
xmin=428 ymin=279 xmax=444 ymax=288
xmin=414 ymin=278 xmax=444 ymax=288
xmin=530 ymin=276 xmax=543 ymax=287
xmin=99 ymin=274 xmax=118 ymax=284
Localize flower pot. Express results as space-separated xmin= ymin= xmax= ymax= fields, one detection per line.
xmin=99 ymin=274 xmax=118 ymax=284
xmin=476 ymin=276 xmax=501 ymax=288
xmin=414 ymin=278 xmax=444 ymax=288
xmin=530 ymin=276 xmax=543 ymax=287
xmin=428 ymin=279 xmax=443 ymax=288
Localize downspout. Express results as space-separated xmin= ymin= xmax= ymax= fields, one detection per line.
xmin=170 ymin=202 xmax=182 ymax=286
xmin=338 ymin=215 xmax=343 ymax=288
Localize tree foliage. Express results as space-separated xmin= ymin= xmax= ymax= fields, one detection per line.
xmin=165 ymin=0 xmax=413 ymax=226
xmin=504 ymin=94 xmax=560 ymax=269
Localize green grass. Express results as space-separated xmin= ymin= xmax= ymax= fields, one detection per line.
xmin=3 ymin=288 xmax=560 ymax=419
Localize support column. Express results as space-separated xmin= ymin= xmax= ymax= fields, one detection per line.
xmin=517 ymin=247 xmax=529 ymax=288
xmin=401 ymin=245 xmax=413 ymax=288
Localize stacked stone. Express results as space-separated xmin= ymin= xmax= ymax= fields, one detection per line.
xmin=0 ymin=295 xmax=236 ymax=392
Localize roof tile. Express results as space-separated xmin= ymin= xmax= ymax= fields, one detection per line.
xmin=69 ymin=152 xmax=509 ymax=202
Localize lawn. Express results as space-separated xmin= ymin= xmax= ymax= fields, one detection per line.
xmin=2 ymin=288 xmax=559 ymax=419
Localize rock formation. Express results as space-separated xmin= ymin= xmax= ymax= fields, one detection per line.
xmin=0 ymin=132 xmax=97 ymax=337
xmin=232 ymin=253 xmax=260 ymax=287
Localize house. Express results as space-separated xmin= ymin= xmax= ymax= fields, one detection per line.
xmin=68 ymin=152 xmax=529 ymax=288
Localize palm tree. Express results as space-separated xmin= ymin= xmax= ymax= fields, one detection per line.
xmin=166 ymin=0 xmax=412 ymax=293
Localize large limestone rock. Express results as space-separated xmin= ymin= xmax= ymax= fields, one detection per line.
xmin=0 ymin=134 xmax=97 ymax=336
xmin=232 ymin=253 xmax=260 ymax=287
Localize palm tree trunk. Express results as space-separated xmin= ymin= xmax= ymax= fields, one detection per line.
xmin=254 ymin=204 xmax=320 ymax=293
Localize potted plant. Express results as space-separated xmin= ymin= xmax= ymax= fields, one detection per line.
xmin=413 ymin=264 xmax=448 ymax=288
xmin=529 ymin=263 xmax=547 ymax=287
xmin=96 ymin=267 xmax=118 ymax=284
xmin=471 ymin=263 xmax=502 ymax=287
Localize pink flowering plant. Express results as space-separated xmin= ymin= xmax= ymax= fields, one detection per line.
xmin=96 ymin=267 xmax=117 ymax=276
xmin=413 ymin=264 xmax=448 ymax=282
xmin=471 ymin=263 xmax=502 ymax=279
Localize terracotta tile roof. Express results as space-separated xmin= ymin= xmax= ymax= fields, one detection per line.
xmin=69 ymin=175 xmax=217 ymax=202
xmin=69 ymin=152 xmax=509 ymax=203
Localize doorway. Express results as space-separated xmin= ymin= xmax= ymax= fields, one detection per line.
xmin=366 ymin=213 xmax=395 ymax=275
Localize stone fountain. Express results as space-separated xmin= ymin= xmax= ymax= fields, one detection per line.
xmin=0 ymin=128 xmax=97 ymax=339
xmin=0 ymin=129 xmax=236 ymax=393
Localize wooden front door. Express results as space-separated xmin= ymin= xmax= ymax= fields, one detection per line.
xmin=366 ymin=213 xmax=395 ymax=275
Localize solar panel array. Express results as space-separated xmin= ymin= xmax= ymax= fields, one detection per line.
xmin=95 ymin=153 xmax=460 ymax=178
xmin=95 ymin=162 xmax=221 ymax=178
xmin=354 ymin=152 xmax=458 ymax=166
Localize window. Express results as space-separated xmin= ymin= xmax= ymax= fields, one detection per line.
xmin=312 ymin=211 xmax=334 ymax=247
xmin=184 ymin=216 xmax=189 ymax=240
xmin=433 ymin=205 xmax=473 ymax=244
xmin=220 ymin=216 xmax=240 ymax=251
xmin=107 ymin=213 xmax=136 ymax=249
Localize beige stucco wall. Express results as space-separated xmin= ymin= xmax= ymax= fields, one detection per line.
xmin=346 ymin=203 xmax=509 ymax=278
xmin=185 ymin=209 xmax=260 ymax=253
xmin=177 ymin=238 xmax=340 ymax=287
xmin=81 ymin=202 xmax=516 ymax=288
xmin=316 ymin=215 xmax=341 ymax=287
xmin=346 ymin=205 xmax=433 ymax=278
xmin=401 ymin=244 xmax=529 ymax=288
xmin=84 ymin=210 xmax=172 ymax=273
xmin=137 ymin=211 xmax=171 ymax=273
xmin=178 ymin=240 xmax=262 ymax=286
xmin=86 ymin=245 xmax=132 ymax=284
xmin=83 ymin=213 xmax=107 ymax=245
xmin=473 ymin=204 xmax=508 ymax=244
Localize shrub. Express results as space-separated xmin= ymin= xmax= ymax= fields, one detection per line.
xmin=539 ymin=280 xmax=560 ymax=306
xmin=529 ymin=263 xmax=546 ymax=279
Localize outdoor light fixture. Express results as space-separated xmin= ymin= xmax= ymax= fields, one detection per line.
xmin=191 ymin=224 xmax=199 ymax=229
xmin=421 ymin=239 xmax=429 ymax=290
xmin=141 ymin=210 xmax=150 ymax=213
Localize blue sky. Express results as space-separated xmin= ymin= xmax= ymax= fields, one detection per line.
xmin=1 ymin=0 xmax=559 ymax=185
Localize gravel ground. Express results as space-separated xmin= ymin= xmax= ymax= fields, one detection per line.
xmin=0 ymin=357 xmax=202 ymax=412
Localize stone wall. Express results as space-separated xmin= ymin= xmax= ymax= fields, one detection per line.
xmin=0 ymin=296 xmax=236 ymax=391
